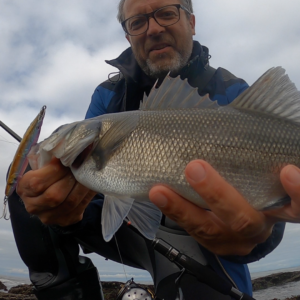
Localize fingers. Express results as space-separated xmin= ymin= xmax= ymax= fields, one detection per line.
xmin=267 ymin=165 xmax=300 ymax=222
xmin=280 ymin=165 xmax=300 ymax=204
xmin=184 ymin=160 xmax=267 ymax=236
xmin=17 ymin=158 xmax=96 ymax=227
xmin=17 ymin=157 xmax=70 ymax=198
xmin=149 ymin=185 xmax=212 ymax=232
xmin=38 ymin=186 xmax=97 ymax=226
xmin=149 ymin=160 xmax=274 ymax=256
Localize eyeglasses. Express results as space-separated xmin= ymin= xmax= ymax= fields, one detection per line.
xmin=121 ymin=4 xmax=191 ymax=36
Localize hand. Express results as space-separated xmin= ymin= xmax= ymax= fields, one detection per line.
xmin=264 ymin=165 xmax=300 ymax=222
xmin=149 ymin=160 xmax=291 ymax=256
xmin=16 ymin=158 xmax=96 ymax=227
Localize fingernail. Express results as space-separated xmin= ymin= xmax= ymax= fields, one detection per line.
xmin=151 ymin=193 xmax=168 ymax=208
xmin=285 ymin=166 xmax=300 ymax=185
xmin=186 ymin=162 xmax=206 ymax=183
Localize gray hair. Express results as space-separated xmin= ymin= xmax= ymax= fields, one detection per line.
xmin=117 ymin=0 xmax=193 ymax=23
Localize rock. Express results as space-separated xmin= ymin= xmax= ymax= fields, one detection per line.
xmin=9 ymin=285 xmax=35 ymax=296
xmin=0 ymin=274 xmax=299 ymax=300
xmin=0 ymin=291 xmax=36 ymax=300
xmin=0 ymin=282 xmax=7 ymax=292
xmin=0 ymin=284 xmax=37 ymax=300
xmin=252 ymin=271 xmax=300 ymax=291
xmin=102 ymin=281 xmax=154 ymax=300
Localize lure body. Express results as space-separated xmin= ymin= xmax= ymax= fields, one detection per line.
xmin=4 ymin=106 xmax=46 ymax=198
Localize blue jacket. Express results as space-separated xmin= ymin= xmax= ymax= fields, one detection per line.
xmin=80 ymin=41 xmax=285 ymax=299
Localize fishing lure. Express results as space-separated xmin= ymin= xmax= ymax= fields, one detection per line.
xmin=1 ymin=106 xmax=46 ymax=220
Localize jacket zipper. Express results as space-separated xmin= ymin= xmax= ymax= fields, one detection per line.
xmin=215 ymin=254 xmax=238 ymax=289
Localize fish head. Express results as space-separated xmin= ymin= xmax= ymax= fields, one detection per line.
xmin=30 ymin=117 xmax=103 ymax=169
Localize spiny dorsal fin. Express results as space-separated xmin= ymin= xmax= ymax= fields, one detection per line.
xmin=229 ymin=67 xmax=300 ymax=124
xmin=139 ymin=74 xmax=217 ymax=110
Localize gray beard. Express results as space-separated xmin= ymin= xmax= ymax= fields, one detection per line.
xmin=139 ymin=51 xmax=191 ymax=79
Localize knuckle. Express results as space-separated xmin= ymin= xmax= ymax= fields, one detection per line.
xmin=24 ymin=205 xmax=37 ymax=215
xmin=202 ymin=185 xmax=224 ymax=206
xmin=28 ymin=177 xmax=45 ymax=194
xmin=230 ymin=213 xmax=255 ymax=234
xmin=43 ymin=190 xmax=63 ymax=207
xmin=63 ymin=196 xmax=79 ymax=211
xmin=192 ymin=221 xmax=221 ymax=240
xmin=40 ymin=217 xmax=53 ymax=225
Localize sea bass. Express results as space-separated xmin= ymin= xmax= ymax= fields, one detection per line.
xmin=28 ymin=67 xmax=300 ymax=241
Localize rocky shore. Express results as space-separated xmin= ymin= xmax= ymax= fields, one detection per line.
xmin=0 ymin=271 xmax=299 ymax=300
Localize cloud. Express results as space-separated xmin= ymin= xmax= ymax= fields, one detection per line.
xmin=0 ymin=0 xmax=300 ymax=282
xmin=249 ymin=223 xmax=300 ymax=273
xmin=7 ymin=268 xmax=29 ymax=275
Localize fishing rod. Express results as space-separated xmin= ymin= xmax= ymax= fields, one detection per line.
xmin=152 ymin=238 xmax=256 ymax=300
xmin=0 ymin=121 xmax=21 ymax=142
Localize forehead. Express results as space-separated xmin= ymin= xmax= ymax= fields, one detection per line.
xmin=123 ymin=0 xmax=182 ymax=19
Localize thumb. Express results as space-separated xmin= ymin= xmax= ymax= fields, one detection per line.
xmin=280 ymin=165 xmax=300 ymax=201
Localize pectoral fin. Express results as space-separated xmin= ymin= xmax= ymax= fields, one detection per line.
xmin=35 ymin=118 xmax=102 ymax=168
xmin=93 ymin=114 xmax=139 ymax=169
xmin=101 ymin=195 xmax=134 ymax=242
xmin=126 ymin=200 xmax=162 ymax=240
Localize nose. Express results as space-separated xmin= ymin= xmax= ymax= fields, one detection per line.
xmin=147 ymin=17 xmax=165 ymax=36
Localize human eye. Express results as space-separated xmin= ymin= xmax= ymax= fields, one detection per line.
xmin=128 ymin=16 xmax=146 ymax=31
xmin=156 ymin=7 xmax=178 ymax=19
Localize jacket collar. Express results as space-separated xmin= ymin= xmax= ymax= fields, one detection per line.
xmin=105 ymin=40 xmax=209 ymax=88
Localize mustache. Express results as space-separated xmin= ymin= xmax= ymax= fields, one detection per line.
xmin=146 ymin=36 xmax=174 ymax=52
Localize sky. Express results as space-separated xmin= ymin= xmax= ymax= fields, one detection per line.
xmin=0 ymin=0 xmax=300 ymax=283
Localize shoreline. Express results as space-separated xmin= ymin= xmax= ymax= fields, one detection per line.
xmin=0 ymin=270 xmax=300 ymax=300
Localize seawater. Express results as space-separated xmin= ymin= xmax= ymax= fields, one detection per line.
xmin=251 ymin=266 xmax=300 ymax=300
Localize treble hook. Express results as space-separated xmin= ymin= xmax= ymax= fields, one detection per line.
xmin=1 ymin=197 xmax=10 ymax=220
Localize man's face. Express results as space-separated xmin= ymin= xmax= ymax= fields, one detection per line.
xmin=123 ymin=0 xmax=196 ymax=79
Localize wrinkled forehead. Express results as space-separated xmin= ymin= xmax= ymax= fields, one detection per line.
xmin=123 ymin=0 xmax=182 ymax=19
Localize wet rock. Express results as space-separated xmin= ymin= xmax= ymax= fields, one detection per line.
xmin=0 ymin=284 xmax=36 ymax=300
xmin=252 ymin=271 xmax=300 ymax=291
xmin=0 ymin=282 xmax=7 ymax=292
xmin=9 ymin=285 xmax=35 ymax=296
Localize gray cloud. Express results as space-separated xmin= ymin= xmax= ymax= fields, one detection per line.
xmin=0 ymin=0 xmax=300 ymax=281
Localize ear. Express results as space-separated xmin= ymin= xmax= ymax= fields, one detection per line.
xmin=189 ymin=14 xmax=196 ymax=35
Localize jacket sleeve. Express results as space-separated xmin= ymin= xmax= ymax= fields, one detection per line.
xmin=209 ymin=67 xmax=249 ymax=105
xmin=223 ymin=222 xmax=285 ymax=264
xmin=85 ymin=85 xmax=116 ymax=119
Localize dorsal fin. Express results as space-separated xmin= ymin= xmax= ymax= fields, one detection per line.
xmin=229 ymin=67 xmax=300 ymax=124
xmin=139 ymin=74 xmax=217 ymax=110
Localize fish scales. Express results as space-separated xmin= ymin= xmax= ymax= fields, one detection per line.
xmin=28 ymin=67 xmax=300 ymax=240
xmin=78 ymin=107 xmax=300 ymax=211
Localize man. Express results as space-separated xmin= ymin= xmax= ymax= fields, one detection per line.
xmin=8 ymin=0 xmax=300 ymax=299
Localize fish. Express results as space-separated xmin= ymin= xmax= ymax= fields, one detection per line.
xmin=27 ymin=67 xmax=300 ymax=241
xmin=2 ymin=106 xmax=46 ymax=219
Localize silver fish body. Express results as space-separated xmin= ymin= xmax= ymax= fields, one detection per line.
xmin=29 ymin=67 xmax=300 ymax=241
xmin=74 ymin=106 xmax=298 ymax=210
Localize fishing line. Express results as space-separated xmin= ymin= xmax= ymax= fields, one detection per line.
xmin=114 ymin=234 xmax=129 ymax=282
